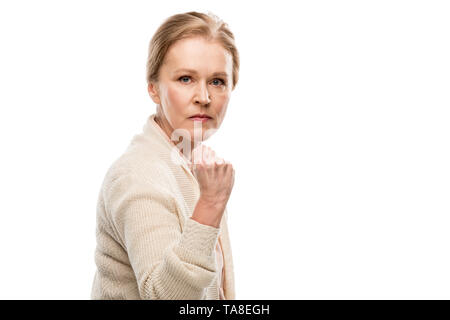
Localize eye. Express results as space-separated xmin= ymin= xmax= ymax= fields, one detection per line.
xmin=212 ymin=78 xmax=226 ymax=86
xmin=178 ymin=75 xmax=191 ymax=83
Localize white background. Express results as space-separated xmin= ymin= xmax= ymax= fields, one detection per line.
xmin=0 ymin=0 xmax=449 ymax=299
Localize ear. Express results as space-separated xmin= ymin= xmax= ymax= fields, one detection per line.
xmin=147 ymin=82 xmax=161 ymax=105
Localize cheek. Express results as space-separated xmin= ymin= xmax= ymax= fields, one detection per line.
xmin=214 ymin=94 xmax=230 ymax=116
xmin=166 ymin=86 xmax=189 ymax=112
xmin=161 ymin=86 xmax=190 ymax=128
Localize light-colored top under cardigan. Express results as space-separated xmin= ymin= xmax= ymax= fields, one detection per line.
xmin=90 ymin=113 xmax=235 ymax=300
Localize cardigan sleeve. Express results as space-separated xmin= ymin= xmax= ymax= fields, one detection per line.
xmin=104 ymin=171 xmax=221 ymax=300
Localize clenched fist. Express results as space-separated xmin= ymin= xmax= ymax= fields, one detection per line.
xmin=189 ymin=144 xmax=235 ymax=228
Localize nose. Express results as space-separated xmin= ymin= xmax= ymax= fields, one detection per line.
xmin=194 ymin=82 xmax=211 ymax=106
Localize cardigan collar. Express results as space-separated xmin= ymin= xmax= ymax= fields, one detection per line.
xmin=142 ymin=113 xmax=197 ymax=183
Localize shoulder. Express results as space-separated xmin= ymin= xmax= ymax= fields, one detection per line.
xmin=101 ymin=135 xmax=174 ymax=199
xmin=99 ymin=154 xmax=180 ymax=222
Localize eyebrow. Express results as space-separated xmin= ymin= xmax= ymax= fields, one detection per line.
xmin=173 ymin=68 xmax=229 ymax=77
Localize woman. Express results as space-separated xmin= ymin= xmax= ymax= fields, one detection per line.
xmin=91 ymin=11 xmax=239 ymax=300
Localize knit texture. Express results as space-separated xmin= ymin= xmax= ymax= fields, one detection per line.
xmin=90 ymin=113 xmax=235 ymax=300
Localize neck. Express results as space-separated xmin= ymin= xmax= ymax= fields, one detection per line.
xmin=154 ymin=114 xmax=200 ymax=163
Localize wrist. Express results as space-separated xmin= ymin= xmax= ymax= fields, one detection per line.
xmin=191 ymin=197 xmax=225 ymax=228
xmin=197 ymin=196 xmax=226 ymax=213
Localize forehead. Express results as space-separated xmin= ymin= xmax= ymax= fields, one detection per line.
xmin=162 ymin=37 xmax=232 ymax=75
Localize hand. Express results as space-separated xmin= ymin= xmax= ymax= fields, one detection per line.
xmin=190 ymin=144 xmax=235 ymax=215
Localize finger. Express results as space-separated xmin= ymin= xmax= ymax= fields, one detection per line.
xmin=204 ymin=146 xmax=214 ymax=164
xmin=192 ymin=144 xmax=204 ymax=164
xmin=209 ymin=149 xmax=217 ymax=165
xmin=215 ymin=157 xmax=225 ymax=165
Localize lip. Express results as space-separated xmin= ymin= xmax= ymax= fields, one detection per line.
xmin=189 ymin=117 xmax=210 ymax=122
xmin=189 ymin=114 xmax=212 ymax=119
xmin=189 ymin=114 xmax=212 ymax=122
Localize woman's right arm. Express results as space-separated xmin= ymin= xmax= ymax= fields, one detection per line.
xmin=104 ymin=145 xmax=234 ymax=300
xmin=105 ymin=171 xmax=222 ymax=300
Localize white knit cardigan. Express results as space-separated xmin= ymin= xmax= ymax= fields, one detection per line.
xmin=90 ymin=113 xmax=235 ymax=300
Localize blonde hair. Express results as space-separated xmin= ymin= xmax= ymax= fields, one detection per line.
xmin=146 ymin=11 xmax=240 ymax=90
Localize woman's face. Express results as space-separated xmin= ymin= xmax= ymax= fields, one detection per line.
xmin=148 ymin=36 xmax=233 ymax=145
